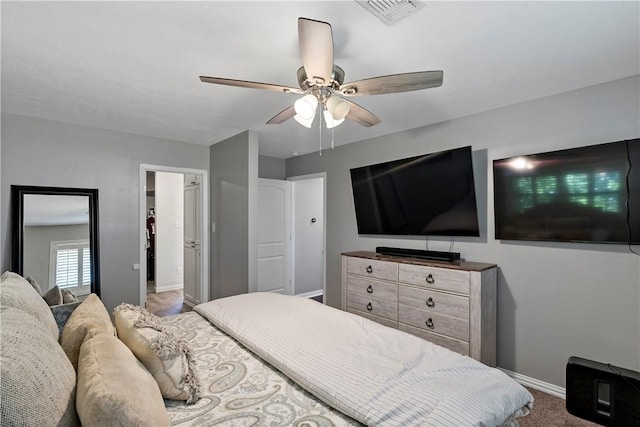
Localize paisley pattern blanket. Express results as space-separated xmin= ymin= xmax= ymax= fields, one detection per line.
xmin=194 ymin=293 xmax=534 ymax=427
xmin=161 ymin=311 xmax=361 ymax=426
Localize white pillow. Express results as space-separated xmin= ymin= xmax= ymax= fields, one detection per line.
xmin=76 ymin=330 xmax=170 ymax=426
xmin=114 ymin=304 xmax=200 ymax=403
xmin=0 ymin=306 xmax=79 ymax=426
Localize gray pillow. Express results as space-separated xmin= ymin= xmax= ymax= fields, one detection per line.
xmin=25 ymin=276 xmax=43 ymax=296
xmin=43 ymin=285 xmax=63 ymax=306
xmin=62 ymin=289 xmax=79 ymax=303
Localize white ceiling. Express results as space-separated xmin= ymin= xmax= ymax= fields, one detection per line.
xmin=2 ymin=1 xmax=638 ymax=158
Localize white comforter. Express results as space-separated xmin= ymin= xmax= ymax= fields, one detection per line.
xmin=195 ymin=293 xmax=533 ymax=427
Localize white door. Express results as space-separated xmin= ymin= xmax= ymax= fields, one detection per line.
xmin=257 ymin=179 xmax=291 ymax=294
xmin=292 ymin=177 xmax=324 ymax=296
xmin=183 ymin=178 xmax=201 ymax=305
xmin=183 ymin=243 xmax=200 ymax=305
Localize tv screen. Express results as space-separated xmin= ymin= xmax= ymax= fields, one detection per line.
xmin=350 ymin=146 xmax=480 ymax=236
xmin=493 ymin=138 xmax=640 ymax=244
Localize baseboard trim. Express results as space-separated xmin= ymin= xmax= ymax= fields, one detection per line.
xmin=153 ymin=284 xmax=184 ymax=293
xmin=499 ymin=368 xmax=566 ymax=399
xmin=296 ymin=290 xmax=323 ymax=298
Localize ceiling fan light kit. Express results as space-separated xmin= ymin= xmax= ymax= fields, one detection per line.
xmin=294 ymin=113 xmax=315 ymax=128
xmin=199 ymin=16 xmax=443 ymax=146
xmin=326 ymin=96 xmax=350 ymax=121
xmin=294 ymin=94 xmax=318 ymax=120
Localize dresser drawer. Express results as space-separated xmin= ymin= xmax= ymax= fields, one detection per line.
xmin=346 ymin=308 xmax=398 ymax=329
xmin=399 ymin=286 xmax=469 ymax=320
xmin=347 ymin=257 xmax=398 ymax=281
xmin=399 ymin=324 xmax=470 ymax=356
xmin=398 ymin=308 xmax=469 ymax=341
xmin=347 ymin=275 xmax=398 ymax=302
xmin=346 ymin=292 xmax=397 ymax=320
xmin=398 ymin=264 xmax=470 ymax=294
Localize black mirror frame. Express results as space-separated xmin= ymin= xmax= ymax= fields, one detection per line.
xmin=11 ymin=185 xmax=101 ymax=296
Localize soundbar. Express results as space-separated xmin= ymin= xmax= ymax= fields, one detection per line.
xmin=376 ymin=247 xmax=460 ymax=262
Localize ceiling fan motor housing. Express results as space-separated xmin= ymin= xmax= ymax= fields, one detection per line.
xmin=297 ymin=65 xmax=345 ymax=91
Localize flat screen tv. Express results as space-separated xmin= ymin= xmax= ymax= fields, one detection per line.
xmin=349 ymin=146 xmax=480 ymax=236
xmin=493 ymin=138 xmax=640 ymax=244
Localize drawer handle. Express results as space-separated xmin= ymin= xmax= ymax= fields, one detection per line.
xmin=366 ymin=302 xmax=373 ymax=311
xmin=366 ymin=285 xmax=373 ymax=294
xmin=425 ymin=318 xmax=434 ymax=329
xmin=426 ymin=297 xmax=435 ymax=308
xmin=366 ymin=265 xmax=373 ymax=274
xmin=425 ymin=273 xmax=435 ymax=284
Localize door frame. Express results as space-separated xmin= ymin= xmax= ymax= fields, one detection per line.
xmin=138 ymin=164 xmax=209 ymax=307
xmin=287 ymin=172 xmax=327 ymax=301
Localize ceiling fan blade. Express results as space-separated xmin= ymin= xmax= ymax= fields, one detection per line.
xmin=298 ymin=17 xmax=334 ymax=86
xmin=199 ymin=76 xmax=304 ymax=94
xmin=266 ymin=105 xmax=296 ymax=124
xmin=345 ymin=101 xmax=380 ymax=127
xmin=338 ymin=71 xmax=443 ymax=96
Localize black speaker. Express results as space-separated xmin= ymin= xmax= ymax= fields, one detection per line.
xmin=566 ymin=356 xmax=640 ymax=426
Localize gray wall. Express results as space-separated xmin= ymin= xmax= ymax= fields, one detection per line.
xmin=23 ymin=223 xmax=89 ymax=290
xmin=258 ymin=155 xmax=286 ymax=180
xmin=209 ymin=130 xmax=258 ymax=300
xmin=286 ymin=76 xmax=640 ymax=388
xmin=1 ymin=113 xmax=209 ymax=312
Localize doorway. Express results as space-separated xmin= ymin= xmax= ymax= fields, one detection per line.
xmin=255 ymin=173 xmax=326 ymax=301
xmin=139 ymin=164 xmax=208 ymax=311
xmin=289 ymin=173 xmax=326 ymax=301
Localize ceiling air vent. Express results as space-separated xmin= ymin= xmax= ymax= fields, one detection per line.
xmin=356 ymin=0 xmax=424 ymax=26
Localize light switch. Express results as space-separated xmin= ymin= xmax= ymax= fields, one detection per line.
xmin=132 ymin=264 xmax=140 ymax=271
xmin=211 ymin=222 xmax=216 ymax=233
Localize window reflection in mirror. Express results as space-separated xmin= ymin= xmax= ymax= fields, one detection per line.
xmin=22 ymin=194 xmax=91 ymax=296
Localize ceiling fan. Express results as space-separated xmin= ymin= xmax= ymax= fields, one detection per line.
xmin=200 ymin=17 xmax=443 ymax=129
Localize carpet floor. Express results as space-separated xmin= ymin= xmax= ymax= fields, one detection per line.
xmin=521 ymin=387 xmax=600 ymax=427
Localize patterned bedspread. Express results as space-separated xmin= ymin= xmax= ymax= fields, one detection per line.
xmin=160 ymin=311 xmax=361 ymax=426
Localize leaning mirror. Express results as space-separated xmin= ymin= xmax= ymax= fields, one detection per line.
xmin=11 ymin=185 xmax=100 ymax=297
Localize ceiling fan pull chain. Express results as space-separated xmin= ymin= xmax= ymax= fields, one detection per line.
xmin=318 ymin=107 xmax=323 ymax=156
xmin=331 ymin=127 xmax=335 ymax=150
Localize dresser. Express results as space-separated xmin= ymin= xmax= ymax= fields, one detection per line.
xmin=341 ymin=251 xmax=497 ymax=366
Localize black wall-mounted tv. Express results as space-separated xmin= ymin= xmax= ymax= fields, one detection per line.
xmin=349 ymin=146 xmax=480 ymax=236
xmin=493 ymin=138 xmax=640 ymax=244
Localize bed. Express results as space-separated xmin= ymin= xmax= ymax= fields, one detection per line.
xmin=0 ymin=270 xmax=533 ymax=426
xmin=162 ymin=292 xmax=533 ymax=426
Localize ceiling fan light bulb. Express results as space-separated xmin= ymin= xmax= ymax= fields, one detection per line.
xmin=323 ymin=110 xmax=344 ymax=129
xmin=294 ymin=113 xmax=314 ymax=128
xmin=326 ymin=96 xmax=350 ymax=120
xmin=294 ymin=94 xmax=318 ymax=119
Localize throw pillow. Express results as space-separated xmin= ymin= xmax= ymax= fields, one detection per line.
xmin=43 ymin=285 xmax=63 ymax=306
xmin=25 ymin=275 xmax=43 ymax=296
xmin=61 ymin=294 xmax=115 ymax=370
xmin=114 ymin=304 xmax=200 ymax=404
xmin=76 ymin=330 xmax=170 ymax=426
xmin=62 ymin=289 xmax=79 ymax=303
xmin=0 ymin=271 xmax=59 ymax=340
xmin=0 ymin=306 xmax=80 ymax=427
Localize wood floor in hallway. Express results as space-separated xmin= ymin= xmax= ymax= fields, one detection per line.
xmin=146 ymin=288 xmax=192 ymax=317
